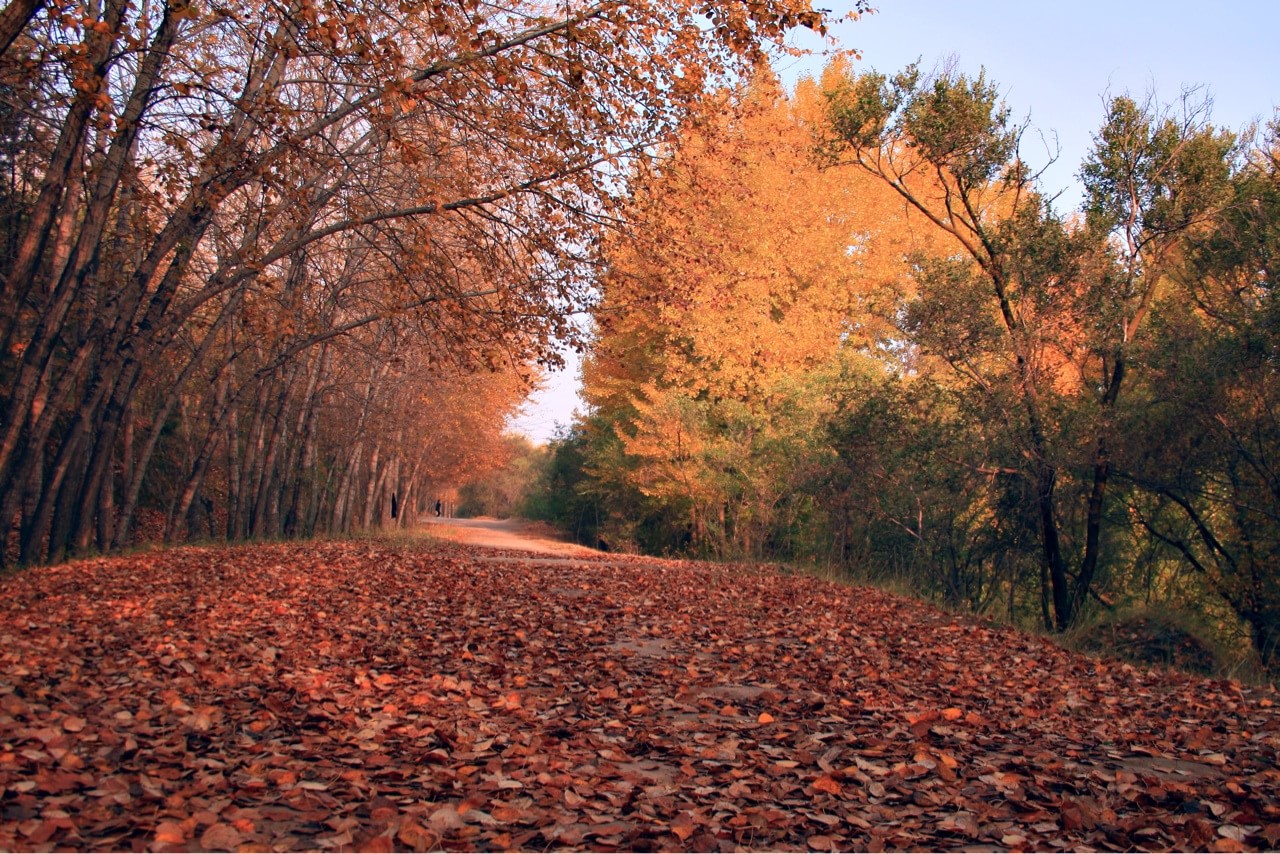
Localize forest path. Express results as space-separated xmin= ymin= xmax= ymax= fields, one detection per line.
xmin=418 ymin=516 xmax=600 ymax=558
xmin=1 ymin=537 xmax=1277 ymax=851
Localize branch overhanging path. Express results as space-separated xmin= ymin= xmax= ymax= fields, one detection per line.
xmin=1 ymin=530 xmax=1277 ymax=851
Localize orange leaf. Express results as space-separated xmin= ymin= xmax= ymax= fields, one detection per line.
xmin=942 ymin=707 xmax=963 ymax=720
xmin=669 ymin=812 xmax=695 ymax=842
xmin=757 ymin=711 xmax=775 ymax=724
xmin=398 ymin=821 xmax=436 ymax=851
xmin=154 ymin=821 xmax=187 ymax=845
xmin=363 ymin=835 xmax=396 ymax=853
xmin=811 ymin=775 xmax=843 ymax=796
xmin=906 ymin=709 xmax=940 ymax=726
xmin=491 ymin=805 xmax=523 ymax=822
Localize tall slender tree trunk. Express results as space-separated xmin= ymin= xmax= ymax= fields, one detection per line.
xmin=0 ymin=0 xmax=177 ymax=499
xmin=225 ymin=406 xmax=241 ymax=540
xmin=250 ymin=368 xmax=296 ymax=537
xmin=283 ymin=347 xmax=327 ymax=535
xmin=0 ymin=0 xmax=123 ymax=332
xmin=168 ymin=369 xmax=233 ymax=543
xmin=115 ymin=296 xmax=240 ymax=547
xmin=360 ymin=443 xmax=382 ymax=530
xmin=1070 ymin=357 xmax=1127 ymax=621
xmin=331 ymin=444 xmax=361 ymax=534
xmin=68 ymin=360 xmax=142 ymax=556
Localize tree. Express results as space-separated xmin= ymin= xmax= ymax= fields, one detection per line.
xmin=1120 ymin=117 xmax=1280 ymax=670
xmin=574 ymin=67 xmax=951 ymax=558
xmin=822 ymin=65 xmax=1234 ymax=630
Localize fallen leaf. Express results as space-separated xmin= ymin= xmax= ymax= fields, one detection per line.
xmin=428 ymin=806 xmax=464 ymax=834
xmin=811 ymin=775 xmax=842 ymax=796
xmin=154 ymin=821 xmax=186 ymax=845
xmin=199 ymin=823 xmax=242 ymax=851
xmin=397 ymin=821 xmax=435 ymax=851
xmin=670 ymin=812 xmax=695 ymax=842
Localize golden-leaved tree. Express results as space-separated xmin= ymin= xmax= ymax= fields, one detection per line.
xmin=581 ymin=66 xmax=953 ymax=556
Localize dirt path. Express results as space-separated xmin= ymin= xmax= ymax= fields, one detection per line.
xmin=418 ymin=516 xmax=601 ymax=557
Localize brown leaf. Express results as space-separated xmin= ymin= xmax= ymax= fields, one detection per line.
xmin=428 ymin=806 xmax=464 ymax=834
xmin=490 ymin=805 xmax=524 ymax=822
xmin=362 ymin=834 xmax=397 ymax=852
xmin=669 ymin=812 xmax=695 ymax=842
xmin=1262 ymin=824 xmax=1280 ymax=848
xmin=397 ymin=821 xmax=436 ymax=851
xmin=199 ymin=823 xmax=243 ymax=851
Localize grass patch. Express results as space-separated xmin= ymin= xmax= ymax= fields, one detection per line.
xmin=1065 ymin=606 xmax=1237 ymax=678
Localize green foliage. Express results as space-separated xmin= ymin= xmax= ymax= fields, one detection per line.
xmin=824 ymin=63 xmax=1016 ymax=188
xmin=1081 ymin=95 xmax=1236 ymax=243
xmin=518 ymin=426 xmax=608 ymax=548
xmin=1065 ymin=606 xmax=1234 ymax=678
xmin=1115 ymin=129 xmax=1280 ymax=671
xmin=902 ymin=69 xmax=1016 ymax=187
xmin=822 ymin=369 xmax=1042 ymax=617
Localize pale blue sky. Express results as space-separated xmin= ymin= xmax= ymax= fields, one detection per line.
xmin=510 ymin=0 xmax=1279 ymax=443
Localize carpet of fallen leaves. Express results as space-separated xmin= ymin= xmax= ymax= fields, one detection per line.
xmin=2 ymin=538 xmax=1279 ymax=852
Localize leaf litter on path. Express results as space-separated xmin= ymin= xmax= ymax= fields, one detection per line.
xmin=1 ymin=537 xmax=1278 ymax=851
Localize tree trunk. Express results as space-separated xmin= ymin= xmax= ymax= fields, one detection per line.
xmin=250 ymin=368 xmax=296 ymax=538
xmin=0 ymin=0 xmax=44 ymax=56
xmin=331 ymin=444 xmax=361 ymax=534
xmin=168 ymin=369 xmax=232 ymax=543
xmin=360 ymin=443 xmax=382 ymax=530
xmin=114 ymin=295 xmax=240 ymax=547
xmin=68 ymin=360 xmax=142 ymax=556
xmin=225 ymin=406 xmax=241 ymax=540
xmin=283 ymin=348 xmax=327 ymax=536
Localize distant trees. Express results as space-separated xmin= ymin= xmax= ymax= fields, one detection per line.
xmin=514 ymin=58 xmax=1279 ymax=673
xmin=0 ymin=0 xmax=848 ymax=564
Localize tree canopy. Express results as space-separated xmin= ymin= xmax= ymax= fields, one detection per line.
xmin=511 ymin=60 xmax=1280 ymax=676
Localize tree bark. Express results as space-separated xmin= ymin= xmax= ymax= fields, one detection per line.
xmin=0 ymin=0 xmax=43 ymax=56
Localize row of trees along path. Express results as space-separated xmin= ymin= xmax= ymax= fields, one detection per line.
xmin=0 ymin=0 xmax=856 ymax=566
